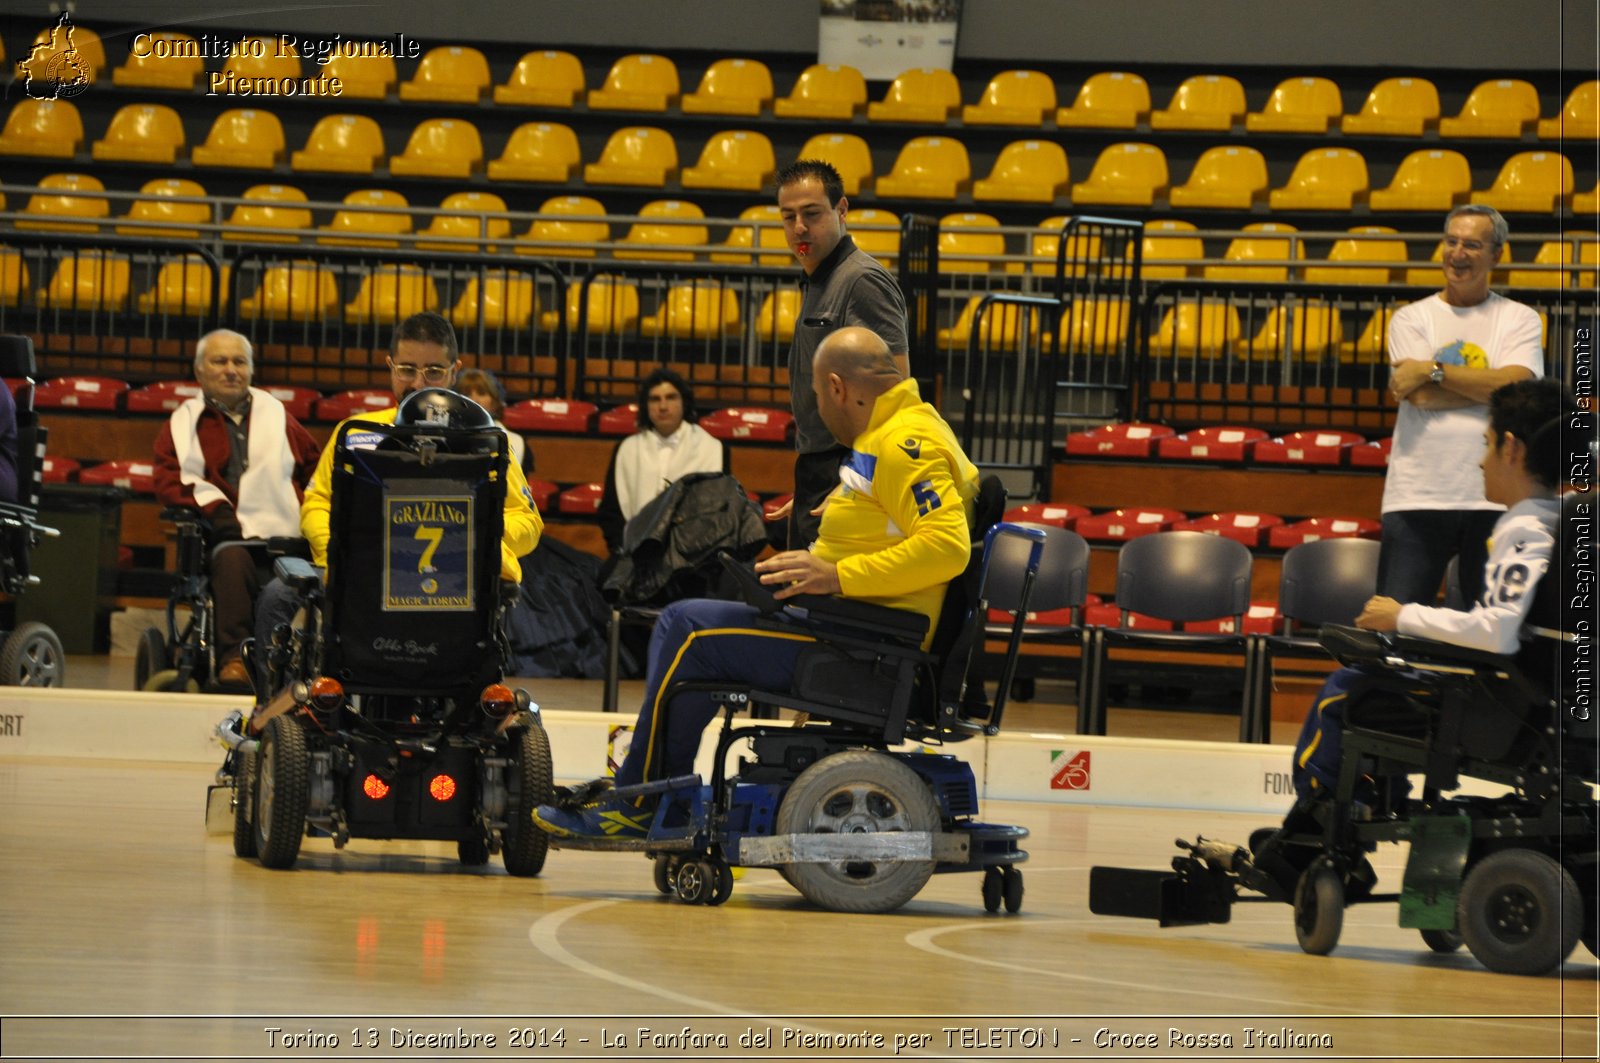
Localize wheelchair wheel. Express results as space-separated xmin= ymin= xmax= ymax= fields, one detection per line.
xmin=0 ymin=621 xmax=65 ymax=687
xmin=1457 ymin=848 xmax=1582 ymax=975
xmin=1002 ymin=866 xmax=1024 ymax=913
xmin=774 ymin=750 xmax=938 ymax=914
xmin=134 ymin=627 xmax=166 ymax=691
xmin=675 ymin=860 xmax=715 ymax=905
xmin=457 ymin=836 xmax=490 ymax=867
xmin=652 ymin=855 xmax=676 ymax=895
xmin=981 ymin=867 xmax=1003 ymax=913
xmin=1420 ymin=928 xmax=1463 ymax=953
xmin=232 ymin=749 xmax=257 ymax=859
xmin=253 ymin=716 xmax=309 ymax=870
xmin=709 ymin=860 xmax=734 ymax=906
xmin=500 ymin=723 xmax=553 ymax=878
xmin=1293 ymin=859 xmax=1345 ymax=956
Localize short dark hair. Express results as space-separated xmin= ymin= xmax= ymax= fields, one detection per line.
xmin=1489 ymin=377 xmax=1579 ymax=489
xmin=391 ymin=310 xmax=458 ymax=360
xmin=636 ymin=366 xmax=697 ymax=430
xmin=776 ymin=159 xmax=845 ymax=206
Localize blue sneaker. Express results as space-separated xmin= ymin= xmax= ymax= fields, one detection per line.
xmin=532 ymin=791 xmax=655 ymax=842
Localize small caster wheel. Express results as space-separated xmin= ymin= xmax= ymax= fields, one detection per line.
xmin=1420 ymin=928 xmax=1463 ymax=953
xmin=1002 ymin=866 xmax=1024 ymax=913
xmin=981 ymin=867 xmax=1003 ymax=913
xmin=675 ymin=859 xmax=714 ymax=904
xmin=709 ymin=860 xmax=734 ymax=906
xmin=652 ymin=855 xmax=675 ymax=895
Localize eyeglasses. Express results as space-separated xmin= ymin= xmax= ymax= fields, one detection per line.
xmin=388 ymin=359 xmax=454 ymax=384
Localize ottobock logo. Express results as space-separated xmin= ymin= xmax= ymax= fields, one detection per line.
xmin=1049 ymin=749 xmax=1091 ymax=790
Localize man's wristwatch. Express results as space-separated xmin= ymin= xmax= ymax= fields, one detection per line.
xmin=1429 ymin=361 xmax=1445 ymax=385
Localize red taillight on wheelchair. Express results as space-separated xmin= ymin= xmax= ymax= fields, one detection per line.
xmin=362 ymin=774 xmax=391 ymax=800
xmin=306 ymin=676 xmax=344 ymax=712
xmin=479 ymin=683 xmax=516 ymax=718
xmin=429 ymin=774 xmax=457 ymax=802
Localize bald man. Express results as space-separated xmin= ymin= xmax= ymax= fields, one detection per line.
xmin=534 ymin=327 xmax=980 ymax=843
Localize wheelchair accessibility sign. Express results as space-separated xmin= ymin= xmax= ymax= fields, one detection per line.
xmin=383 ymin=494 xmax=475 ymax=610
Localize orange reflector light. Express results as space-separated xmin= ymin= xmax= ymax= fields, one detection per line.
xmin=480 ymin=683 xmax=516 ymax=718
xmin=309 ymin=675 xmax=344 ymax=711
xmin=362 ymin=774 xmax=390 ymax=800
xmin=429 ymin=774 xmax=457 ymax=802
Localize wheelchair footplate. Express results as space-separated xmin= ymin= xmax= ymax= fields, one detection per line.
xmin=546 ymin=775 xmax=712 ymax=853
xmin=1089 ymin=837 xmax=1273 ymax=928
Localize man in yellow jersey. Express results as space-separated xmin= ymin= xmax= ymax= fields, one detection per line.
xmin=534 ymin=326 xmax=978 ymax=842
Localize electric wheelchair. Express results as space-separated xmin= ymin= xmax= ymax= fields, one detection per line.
xmin=1090 ymin=489 xmax=1597 ymax=976
xmin=225 ymin=389 xmax=554 ymax=875
xmin=0 ymin=334 xmax=65 ymax=686
xmin=546 ymin=484 xmax=1047 ymax=915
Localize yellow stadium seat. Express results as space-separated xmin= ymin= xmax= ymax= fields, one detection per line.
xmin=937 ymin=295 xmax=1038 ymax=351
xmin=682 ymin=57 xmax=774 ymax=116
xmin=1575 ymin=182 xmax=1600 ymax=215
xmin=616 ymin=199 xmax=707 ymax=262
xmin=1168 ymin=145 xmax=1267 ymax=209
xmin=40 ymin=250 xmax=130 ymax=311
xmin=0 ymin=248 xmax=31 ymax=308
xmin=711 ymin=204 xmax=790 ymax=266
xmin=1471 ymin=151 xmax=1574 ymax=213
xmin=849 ymin=208 xmax=901 ymax=268
xmin=191 ymin=108 xmax=285 ymax=169
xmin=755 ymin=289 xmax=802 ymax=343
xmin=1150 ymin=74 xmax=1246 ymax=131
xmin=1070 ymin=142 xmax=1167 ymax=206
xmin=1204 ymin=222 xmax=1301 ymax=283
xmin=136 ymin=255 xmax=231 ymax=315
xmin=448 ymin=270 xmax=539 ymax=330
xmin=797 ymin=132 xmax=873 ymax=196
xmin=1245 ymin=303 xmax=1344 ymax=361
xmin=0 ymin=98 xmax=83 ymax=158
xmin=91 ymin=103 xmax=185 ymax=164
xmin=318 ymin=188 xmax=411 ymax=248
xmin=1246 ymin=76 xmax=1343 ymax=133
xmin=681 ymin=129 xmax=776 ymax=191
xmin=116 ymin=177 xmax=209 ymax=239
xmin=544 ymin=277 xmax=640 ymax=333
xmin=321 ymin=49 xmax=396 ymax=99
xmin=938 ymin=212 xmax=1005 ymax=274
xmin=773 ymin=64 xmax=866 ymax=120
xmin=1538 ymin=80 xmax=1599 ymax=140
xmin=399 ymin=45 xmax=490 ymax=103
xmin=588 ymin=53 xmax=679 ymax=111
xmin=389 ymin=118 xmax=483 ymax=178
xmin=416 ymin=191 xmax=511 ymax=252
xmin=1140 ymin=219 xmax=1203 ymax=279
xmin=875 ymin=136 xmax=970 ymax=199
xmin=1367 ymin=148 xmax=1471 ymax=211
xmin=112 ymin=32 xmax=202 ymax=90
xmin=239 ymin=261 xmax=340 ymax=321
xmin=1439 ymin=78 xmax=1540 ymax=138
xmin=224 ymin=184 xmax=311 ymax=242
xmin=1506 ymin=235 xmax=1595 ymax=290
xmin=867 ymin=68 xmax=960 ymax=123
xmin=972 ymin=140 xmax=1069 ymax=204
xmin=345 ymin=264 xmax=439 ymax=324
xmin=1580 ymin=235 xmax=1600 ymax=289
xmin=1056 ymin=71 xmax=1149 ymax=129
xmin=291 ymin=113 xmax=385 ymax=174
xmin=1058 ymin=298 xmax=1132 ymax=355
xmin=221 ymin=37 xmax=300 ymax=84
xmin=1268 ymin=147 xmax=1369 ymax=210
xmin=17 ymin=173 xmax=107 ymax=233
xmin=1304 ymin=226 xmax=1407 ymax=285
xmin=1148 ymin=302 xmax=1243 ymax=358
xmin=961 ymin=70 xmax=1057 ymax=126
xmin=1341 ymin=76 xmax=1439 ymax=136
xmin=1403 ymin=240 xmax=1452 ymax=287
xmin=583 ymin=126 xmax=677 ymax=187
xmin=487 ymin=122 xmax=580 ymax=183
xmin=1028 ymin=216 xmax=1105 ymax=277
xmin=517 ymin=195 xmax=609 ymax=258
xmin=641 ymin=283 xmax=740 ymax=339
xmin=1338 ymin=305 xmax=1403 ymax=364
xmin=26 ymin=20 xmax=106 ymax=78
xmin=495 ymin=50 xmax=584 ymax=107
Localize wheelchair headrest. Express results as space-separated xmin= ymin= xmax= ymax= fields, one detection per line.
xmin=395 ymin=387 xmax=493 ymax=431
xmin=0 ymin=334 xmax=36 ymax=379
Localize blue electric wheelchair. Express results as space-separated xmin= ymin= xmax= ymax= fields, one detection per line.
xmin=1090 ymin=489 xmax=1597 ymax=976
xmin=546 ymin=490 xmax=1046 ymax=914
xmin=0 ymin=334 xmax=65 ymax=686
xmin=227 ymin=389 xmax=553 ymax=875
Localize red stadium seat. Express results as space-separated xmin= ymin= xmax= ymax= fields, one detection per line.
xmin=525 ymin=478 xmax=559 ymax=512
xmin=1172 ymin=511 xmax=1285 ymax=548
xmin=1064 ymin=421 xmax=1175 ymax=457
xmin=41 ymin=456 xmax=80 ymax=483
xmin=1187 ymin=603 xmax=1282 ymax=635
xmin=1003 ymin=501 xmax=1089 ymax=528
xmin=989 ymin=591 xmax=1102 ymax=628
xmin=258 ymin=385 xmax=320 ymax=422
xmin=503 ymin=398 xmax=598 ymax=433
xmin=125 ymin=380 xmax=203 ymax=413
xmin=1253 ymin=430 xmax=1364 ymax=466
xmin=699 ymin=406 xmax=793 ymax=443
xmin=1348 ymin=437 xmax=1392 ymax=468
xmin=1074 ymin=506 xmax=1185 ymax=542
xmin=557 ymin=481 xmax=605 ymax=515
xmin=32 ymin=375 xmax=128 ymax=411
xmin=78 ymin=458 xmax=156 ymax=494
xmin=1082 ymin=601 xmax=1173 ymax=630
xmin=1266 ymin=516 xmax=1381 ymax=549
xmin=598 ymin=403 xmax=640 ymax=435
xmin=315 ymin=388 xmax=393 ymax=421
xmin=1155 ymin=426 xmax=1268 ymax=463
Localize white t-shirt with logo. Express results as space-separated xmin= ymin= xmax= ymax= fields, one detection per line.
xmin=1382 ymin=292 xmax=1544 ymax=513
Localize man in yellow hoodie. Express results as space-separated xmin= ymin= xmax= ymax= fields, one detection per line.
xmin=534 ymin=326 xmax=978 ymax=842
